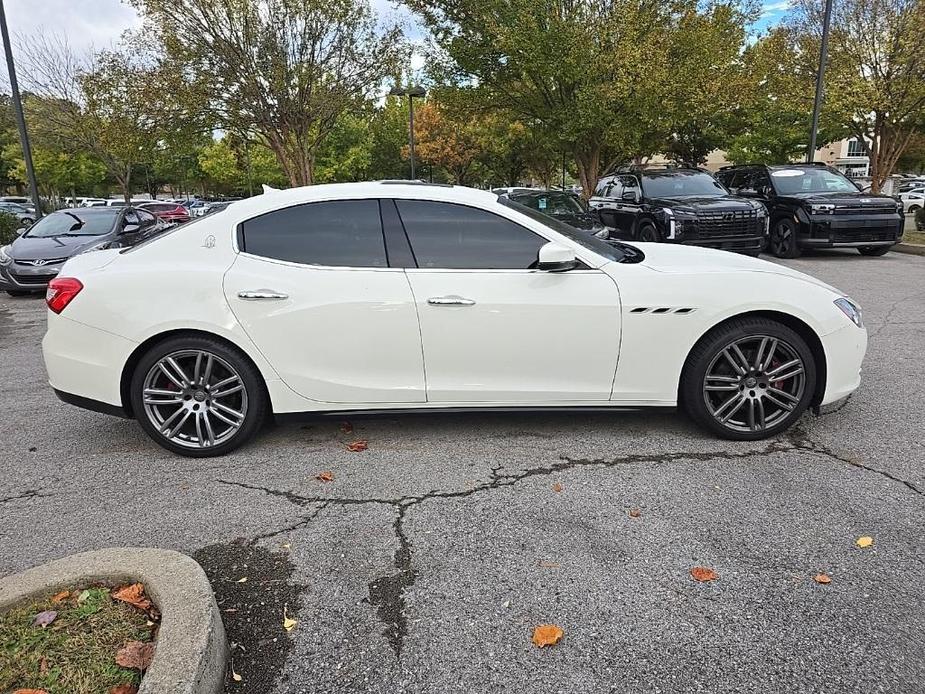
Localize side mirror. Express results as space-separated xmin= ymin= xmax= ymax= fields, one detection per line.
xmin=621 ymin=190 xmax=639 ymax=203
xmin=121 ymin=223 xmax=140 ymax=234
xmin=537 ymin=242 xmax=578 ymax=272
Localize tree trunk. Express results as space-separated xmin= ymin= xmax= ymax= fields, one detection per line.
xmin=574 ymin=144 xmax=601 ymax=200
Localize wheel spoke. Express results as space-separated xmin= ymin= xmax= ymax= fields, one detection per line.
xmin=211 ymin=375 xmax=238 ymax=391
xmin=158 ymin=362 xmax=185 ymax=389
xmin=209 ymin=405 xmax=241 ymax=427
xmin=144 ymin=388 xmax=184 ymax=405
xmin=202 ymin=354 xmax=214 ymax=387
xmin=748 ymin=398 xmax=766 ymax=431
xmin=164 ymin=357 xmax=191 ymax=387
xmin=723 ymin=347 xmax=748 ymax=375
xmin=705 ymin=384 xmax=739 ymax=392
xmin=167 ymin=410 xmax=192 ymax=438
xmin=767 ymin=358 xmax=802 ymax=380
xmin=200 ymin=411 xmax=216 ymax=447
xmin=754 ymin=337 xmax=778 ymax=371
xmin=713 ymin=392 xmax=745 ymax=420
xmin=212 ymin=383 xmax=244 ymax=399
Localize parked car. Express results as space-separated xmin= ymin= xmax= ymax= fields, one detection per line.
xmin=79 ymin=198 xmax=108 ymax=207
xmin=0 ymin=206 xmax=167 ymax=296
xmin=716 ymin=163 xmax=904 ymax=257
xmin=189 ymin=200 xmax=212 ymax=217
xmin=0 ymin=201 xmax=35 ymax=227
xmin=105 ymin=199 xmax=151 ymax=207
xmin=899 ymin=188 xmax=924 ymax=215
xmin=139 ymin=201 xmax=191 ymax=225
xmin=43 ymin=181 xmax=866 ymax=456
xmin=590 ymin=167 xmax=767 ymax=255
xmin=0 ymin=196 xmax=36 ymax=215
xmin=201 ymin=201 xmax=235 ymax=216
xmin=505 ymin=189 xmax=610 ymax=238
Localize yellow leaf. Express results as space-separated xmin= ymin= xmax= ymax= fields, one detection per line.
xmin=283 ymin=605 xmax=298 ymax=632
xmin=814 ymin=574 xmax=832 ymax=584
xmin=236 ymin=577 xmax=248 ymax=583
xmin=531 ymin=624 xmax=564 ymax=648
xmin=856 ymin=536 xmax=874 ymax=548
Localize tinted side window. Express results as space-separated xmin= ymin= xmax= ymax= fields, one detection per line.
xmin=396 ymin=200 xmax=546 ymax=270
xmin=594 ymin=180 xmax=608 ymax=197
xmin=241 ymin=200 xmax=386 ymax=267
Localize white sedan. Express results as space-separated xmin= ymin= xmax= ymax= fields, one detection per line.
xmin=42 ymin=182 xmax=867 ymax=457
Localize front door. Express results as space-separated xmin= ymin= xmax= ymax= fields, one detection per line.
xmin=224 ymin=199 xmax=425 ymax=404
xmin=394 ymin=199 xmax=622 ymax=402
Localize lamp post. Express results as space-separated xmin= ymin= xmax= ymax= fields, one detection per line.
xmin=0 ymin=0 xmax=42 ymax=219
xmin=389 ymin=85 xmax=426 ymax=180
xmin=807 ymin=0 xmax=834 ymax=163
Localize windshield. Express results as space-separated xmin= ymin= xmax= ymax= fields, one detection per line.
xmin=641 ymin=171 xmax=727 ymax=198
xmin=770 ymin=168 xmax=860 ymax=194
xmin=498 ymin=197 xmax=625 ymax=262
xmin=513 ymin=192 xmax=584 ymax=215
xmin=24 ymin=210 xmax=118 ymax=237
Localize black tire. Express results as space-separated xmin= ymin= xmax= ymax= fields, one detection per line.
xmin=769 ymin=219 xmax=801 ymax=258
xmin=857 ymin=245 xmax=891 ymax=256
xmin=636 ymin=222 xmax=660 ymax=243
xmin=908 ymin=205 xmax=920 ymax=215
xmin=130 ymin=335 xmax=268 ymax=457
xmin=680 ymin=317 xmax=816 ymax=441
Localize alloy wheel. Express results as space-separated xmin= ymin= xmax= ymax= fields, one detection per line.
xmin=702 ymin=335 xmax=806 ymax=433
xmin=771 ymin=223 xmax=793 ymax=256
xmin=141 ymin=349 xmax=248 ymax=449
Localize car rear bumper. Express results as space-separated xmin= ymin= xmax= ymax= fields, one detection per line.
xmin=820 ymin=323 xmax=868 ymax=406
xmin=43 ymin=313 xmax=137 ymax=411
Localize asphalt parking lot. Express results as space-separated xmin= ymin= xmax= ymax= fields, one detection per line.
xmin=1 ymin=249 xmax=924 ymax=693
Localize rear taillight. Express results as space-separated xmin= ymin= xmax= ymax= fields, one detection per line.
xmin=46 ymin=277 xmax=83 ymax=314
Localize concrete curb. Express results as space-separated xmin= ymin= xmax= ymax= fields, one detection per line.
xmin=894 ymin=243 xmax=925 ymax=256
xmin=0 ymin=548 xmax=227 ymax=694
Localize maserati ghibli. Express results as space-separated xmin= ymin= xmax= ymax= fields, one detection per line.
xmin=42 ymin=182 xmax=867 ymax=456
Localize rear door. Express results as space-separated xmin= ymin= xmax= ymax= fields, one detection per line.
xmin=224 ymin=199 xmax=425 ymax=404
xmin=393 ymin=199 xmax=621 ymax=403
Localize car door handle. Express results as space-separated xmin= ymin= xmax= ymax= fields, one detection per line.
xmin=428 ymin=295 xmax=475 ymax=306
xmin=237 ymin=290 xmax=289 ymax=300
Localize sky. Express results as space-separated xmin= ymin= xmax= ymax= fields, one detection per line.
xmin=1 ymin=0 xmax=791 ymax=56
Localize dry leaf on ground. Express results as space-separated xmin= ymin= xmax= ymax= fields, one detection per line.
xmin=32 ymin=611 xmax=57 ymax=627
xmin=856 ymin=536 xmax=874 ymax=548
xmin=283 ymin=605 xmax=298 ymax=632
xmin=628 ymin=508 xmax=641 ymax=518
xmin=231 ymin=669 xmax=243 ymax=682
xmin=13 ymin=689 xmax=49 ymax=694
xmin=690 ymin=567 xmax=719 ymax=582
xmin=115 ymin=641 xmax=155 ymax=671
xmin=236 ymin=577 xmax=248 ymax=583
xmin=340 ymin=421 xmax=354 ymax=434
xmin=532 ymin=624 xmax=564 ymax=648
xmin=814 ymin=574 xmax=832 ymax=584
xmin=51 ymin=590 xmax=70 ymax=603
xmin=112 ymin=583 xmax=152 ymax=612
xmin=345 ymin=440 xmax=368 ymax=452
xmin=551 ymin=482 xmax=562 ymax=492
xmin=315 ymin=471 xmax=334 ymax=482
xmin=109 ymin=685 xmax=139 ymax=694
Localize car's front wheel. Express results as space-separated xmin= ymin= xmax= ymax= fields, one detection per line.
xmin=769 ymin=219 xmax=801 ymax=258
xmin=130 ymin=336 xmax=267 ymax=457
xmin=857 ymin=245 xmax=891 ymax=256
xmin=636 ymin=222 xmax=660 ymax=243
xmin=681 ymin=318 xmax=816 ymax=440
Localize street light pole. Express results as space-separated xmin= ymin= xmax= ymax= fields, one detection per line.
xmin=390 ymin=85 xmax=426 ymax=181
xmin=807 ymin=0 xmax=834 ymax=163
xmin=0 ymin=0 xmax=42 ymax=219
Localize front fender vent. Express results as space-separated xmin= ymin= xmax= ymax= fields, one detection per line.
xmin=629 ymin=307 xmax=696 ymax=315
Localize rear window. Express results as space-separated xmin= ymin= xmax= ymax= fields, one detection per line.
xmin=240 ymin=200 xmax=387 ymax=267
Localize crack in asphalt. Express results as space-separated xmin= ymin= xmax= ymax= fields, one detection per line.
xmin=868 ymin=292 xmax=920 ymax=338
xmin=0 ymin=489 xmax=49 ymax=505
xmin=217 ymin=428 xmax=922 ymax=661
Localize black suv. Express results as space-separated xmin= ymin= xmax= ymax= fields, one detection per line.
xmin=715 ymin=163 xmax=904 ymax=257
xmin=589 ymin=167 xmax=767 ymax=255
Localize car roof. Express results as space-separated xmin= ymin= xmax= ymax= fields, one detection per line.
xmin=223 ymin=181 xmax=498 ymax=220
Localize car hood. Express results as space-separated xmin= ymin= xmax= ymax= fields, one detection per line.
xmin=631 ymin=242 xmax=841 ymax=293
xmin=9 ymin=234 xmax=106 ymax=259
xmin=647 ymin=195 xmax=759 ymax=212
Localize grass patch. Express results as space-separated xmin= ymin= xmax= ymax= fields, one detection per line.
xmin=902 ymin=230 xmax=925 ymax=245
xmin=0 ymin=587 xmax=155 ymax=694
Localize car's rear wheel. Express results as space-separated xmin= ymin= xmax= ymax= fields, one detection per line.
xmin=636 ymin=222 xmax=660 ymax=242
xmin=681 ymin=318 xmax=816 ymax=440
xmin=130 ymin=336 xmax=267 ymax=457
xmin=857 ymin=245 xmax=891 ymax=256
xmin=769 ymin=219 xmax=801 ymax=258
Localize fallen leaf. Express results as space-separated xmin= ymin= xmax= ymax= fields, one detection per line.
xmin=109 ymin=685 xmax=139 ymax=694
xmin=112 ymin=583 xmax=152 ymax=612
xmin=340 ymin=421 xmax=354 ymax=434
xmin=315 ymin=471 xmax=334 ymax=482
xmin=345 ymin=440 xmax=368 ymax=452
xmin=283 ymin=605 xmax=298 ymax=632
xmin=13 ymin=689 xmax=49 ymax=694
xmin=39 ymin=657 xmax=50 ymax=676
xmin=690 ymin=567 xmax=719 ymax=582
xmin=236 ymin=577 xmax=248 ymax=583
xmin=856 ymin=536 xmax=874 ymax=548
xmin=231 ymin=669 xmax=243 ymax=682
xmin=551 ymin=482 xmax=562 ymax=493
xmin=77 ymin=589 xmax=91 ymax=603
xmin=814 ymin=574 xmax=832 ymax=584
xmin=628 ymin=508 xmax=641 ymax=518
xmin=532 ymin=624 xmax=564 ymax=648
xmin=51 ymin=590 xmax=70 ymax=603
xmin=281 ymin=542 xmax=291 ymax=550
xmin=502 ymin=600 xmax=511 ymax=608
xmin=115 ymin=641 xmax=155 ymax=671
xmin=32 ymin=610 xmax=57 ymax=627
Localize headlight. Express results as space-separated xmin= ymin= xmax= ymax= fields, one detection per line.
xmin=810 ymin=203 xmax=835 ymax=214
xmin=0 ymin=245 xmax=10 ymax=264
xmin=834 ymin=297 xmax=863 ymax=328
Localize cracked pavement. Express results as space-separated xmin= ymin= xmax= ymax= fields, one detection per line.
xmin=1 ymin=249 xmax=924 ymax=693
